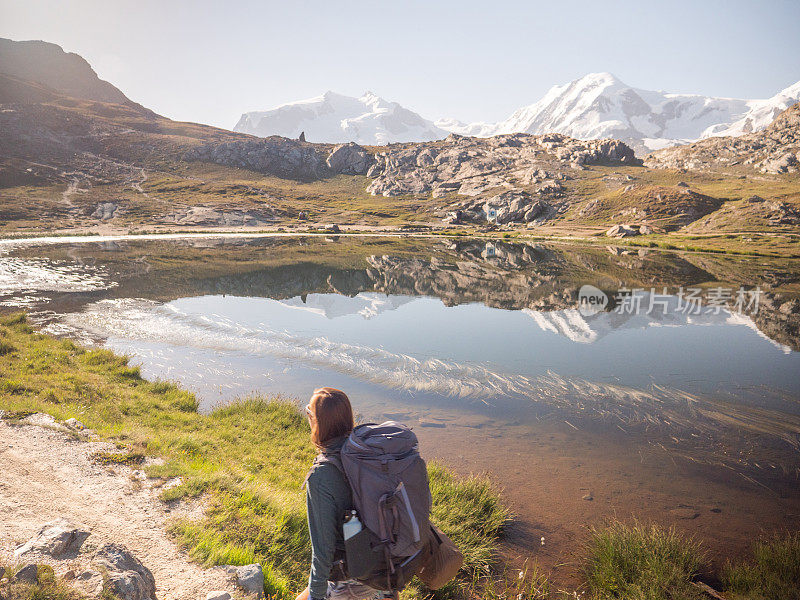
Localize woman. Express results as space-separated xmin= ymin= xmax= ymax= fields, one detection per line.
xmin=296 ymin=387 xmax=395 ymax=600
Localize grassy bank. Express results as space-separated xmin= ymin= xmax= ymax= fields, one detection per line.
xmin=2 ymin=314 xmax=798 ymax=600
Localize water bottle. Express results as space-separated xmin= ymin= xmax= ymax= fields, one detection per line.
xmin=343 ymin=509 xmax=362 ymax=540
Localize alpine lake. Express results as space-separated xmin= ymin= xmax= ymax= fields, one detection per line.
xmin=2 ymin=233 xmax=799 ymax=581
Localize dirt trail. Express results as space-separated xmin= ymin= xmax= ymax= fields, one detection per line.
xmin=0 ymin=416 xmax=232 ymax=600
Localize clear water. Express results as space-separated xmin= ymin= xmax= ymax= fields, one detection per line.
xmin=2 ymin=234 xmax=799 ymax=480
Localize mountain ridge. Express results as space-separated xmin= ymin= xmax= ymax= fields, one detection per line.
xmin=234 ymin=90 xmax=448 ymax=144
xmin=440 ymin=72 xmax=800 ymax=154
xmin=235 ymin=73 xmax=800 ymax=153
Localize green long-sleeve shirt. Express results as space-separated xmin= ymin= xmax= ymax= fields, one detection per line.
xmin=306 ymin=439 xmax=352 ymax=599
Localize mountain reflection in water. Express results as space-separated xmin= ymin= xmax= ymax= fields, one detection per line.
xmin=3 ymin=235 xmax=800 ymax=487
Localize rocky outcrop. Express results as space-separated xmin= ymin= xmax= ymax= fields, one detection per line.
xmin=645 ymin=103 xmax=800 ymax=173
xmin=444 ymin=189 xmax=550 ymax=224
xmin=164 ymin=206 xmax=282 ymax=227
xmin=767 ymin=201 xmax=800 ymax=225
xmin=185 ymin=139 xmax=374 ymax=180
xmin=91 ymin=202 xmax=120 ymax=221
xmin=184 ymin=138 xmax=330 ymax=180
xmin=14 ymin=518 xmax=90 ymax=558
xmin=364 ymin=132 xmax=637 ymax=224
xmin=325 ymin=142 xmax=375 ymax=175
xmin=366 ymin=132 xmax=637 ymax=200
xmin=761 ymin=151 xmax=799 ymax=174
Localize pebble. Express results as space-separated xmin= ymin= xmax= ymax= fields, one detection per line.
xmin=670 ymin=507 xmax=700 ymax=520
xmin=582 ymin=494 xmax=593 ymax=501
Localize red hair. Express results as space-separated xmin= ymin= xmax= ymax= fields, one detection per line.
xmin=308 ymin=387 xmax=354 ymax=449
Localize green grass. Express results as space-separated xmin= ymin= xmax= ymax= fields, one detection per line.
xmin=723 ymin=532 xmax=800 ymax=600
xmin=0 ymin=313 xmax=509 ymax=599
xmin=584 ymin=521 xmax=705 ymax=600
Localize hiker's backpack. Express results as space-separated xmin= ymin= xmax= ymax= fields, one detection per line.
xmin=338 ymin=421 xmax=433 ymax=590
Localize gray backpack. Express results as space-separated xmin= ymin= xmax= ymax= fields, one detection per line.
xmin=337 ymin=422 xmax=433 ymax=589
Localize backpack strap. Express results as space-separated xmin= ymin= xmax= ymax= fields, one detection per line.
xmin=302 ymin=449 xmax=346 ymax=489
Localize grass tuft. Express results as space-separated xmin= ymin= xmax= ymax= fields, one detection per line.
xmin=723 ymin=531 xmax=800 ymax=600
xmin=90 ymin=449 xmax=146 ymax=466
xmin=585 ymin=521 xmax=705 ymax=600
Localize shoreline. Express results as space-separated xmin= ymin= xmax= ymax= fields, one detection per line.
xmin=2 ymin=226 xmax=800 ymax=259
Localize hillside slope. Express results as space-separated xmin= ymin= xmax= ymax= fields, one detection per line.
xmin=0 ymin=38 xmax=133 ymax=105
xmin=0 ymin=38 xmax=798 ymax=244
xmin=644 ymin=103 xmax=800 ymax=174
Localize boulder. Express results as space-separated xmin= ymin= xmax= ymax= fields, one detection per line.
xmin=227 ymin=564 xmax=264 ymax=597
xmin=93 ymin=543 xmax=156 ymax=600
xmin=605 ymin=224 xmax=640 ymax=238
xmin=206 ymin=592 xmax=232 ymax=600
xmin=524 ymin=203 xmax=544 ymax=222
xmin=14 ymin=519 xmax=90 ymax=558
xmin=639 ymin=225 xmax=654 ymax=235
xmin=326 ymin=143 xmax=374 ymax=175
xmin=91 ymin=202 xmax=119 ymax=221
xmin=482 ymin=189 xmax=535 ymax=224
xmin=12 ymin=564 xmax=39 ymax=584
xmin=73 ymin=569 xmax=104 ymax=597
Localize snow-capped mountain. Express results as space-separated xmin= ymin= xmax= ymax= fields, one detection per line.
xmin=437 ymin=72 xmax=800 ymax=153
xmin=234 ymin=75 xmax=800 ymax=152
xmin=702 ymin=80 xmax=800 ymax=137
xmin=233 ymin=91 xmax=448 ymax=145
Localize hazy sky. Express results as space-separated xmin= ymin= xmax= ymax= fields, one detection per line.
xmin=1 ymin=0 xmax=799 ymax=129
